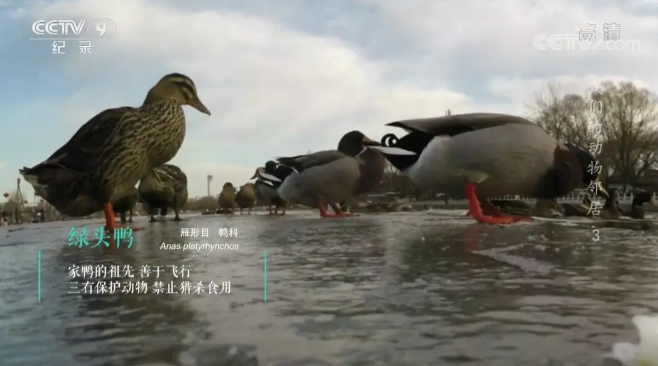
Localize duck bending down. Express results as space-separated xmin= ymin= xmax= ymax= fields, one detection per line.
xmin=251 ymin=161 xmax=288 ymax=215
xmin=113 ymin=188 xmax=139 ymax=224
xmin=273 ymin=130 xmax=412 ymax=218
xmin=619 ymin=191 xmax=657 ymax=219
xmin=20 ymin=73 xmax=210 ymax=233
xmin=370 ymin=113 xmax=608 ymax=225
xmin=138 ymin=164 xmax=189 ymax=221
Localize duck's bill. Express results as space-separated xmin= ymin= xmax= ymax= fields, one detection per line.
xmin=368 ymin=146 xmax=416 ymax=155
xmin=190 ymin=97 xmax=211 ymax=115
xmin=251 ymin=168 xmax=264 ymax=179
xmin=361 ymin=136 xmax=381 ymax=146
xmin=259 ymin=172 xmax=282 ymax=182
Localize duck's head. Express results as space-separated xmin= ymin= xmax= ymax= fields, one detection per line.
xmin=633 ymin=191 xmax=657 ymax=207
xmin=145 ymin=73 xmax=211 ymax=115
xmin=566 ymin=144 xmax=609 ymax=199
xmin=337 ymin=131 xmax=381 ymax=156
xmin=222 ymin=182 xmax=235 ymax=191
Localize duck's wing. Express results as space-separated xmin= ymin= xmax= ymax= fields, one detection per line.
xmin=388 ymin=113 xmax=536 ymax=137
xmin=276 ymin=150 xmax=350 ymax=172
xmin=42 ymin=106 xmax=136 ymax=171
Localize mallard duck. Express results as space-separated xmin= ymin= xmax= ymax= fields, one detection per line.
xmin=371 ymin=113 xmax=609 ymax=224
xmin=562 ymin=195 xmax=593 ymax=217
xmin=251 ymin=161 xmax=295 ymax=215
xmin=138 ymin=163 xmax=189 ymax=221
xmin=235 ymin=183 xmax=256 ymax=214
xmin=252 ymin=163 xmax=288 ymax=215
xmin=273 ymin=131 xmax=412 ymax=218
xmin=113 ymin=187 xmax=139 ymax=224
xmin=599 ymin=188 xmax=620 ymax=219
xmin=218 ymin=182 xmax=237 ymax=214
xmin=619 ymin=191 xmax=657 ymax=219
xmin=19 ymin=73 xmax=210 ymax=232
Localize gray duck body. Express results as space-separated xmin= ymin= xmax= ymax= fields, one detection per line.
xmin=375 ymin=113 xmax=596 ymax=200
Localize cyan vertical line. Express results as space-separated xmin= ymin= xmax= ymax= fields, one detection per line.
xmin=263 ymin=251 xmax=267 ymax=302
xmin=38 ymin=251 xmax=41 ymax=302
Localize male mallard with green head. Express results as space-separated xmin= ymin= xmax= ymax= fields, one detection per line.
xmin=272 ymin=130 xmax=412 ymax=218
xmin=112 ymin=187 xmax=139 ymax=224
xmin=20 ymin=73 xmax=210 ymax=232
xmin=138 ymin=163 xmax=189 ymax=221
xmin=370 ymin=113 xmax=609 ymax=224
xmin=251 ymin=161 xmax=289 ymax=215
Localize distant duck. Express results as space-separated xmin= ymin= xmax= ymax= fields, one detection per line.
xmin=218 ymin=182 xmax=238 ymax=214
xmin=235 ymin=183 xmax=256 ymax=214
xmin=19 ymin=73 xmax=210 ymax=232
xmin=274 ymin=130 xmax=405 ymax=218
xmin=138 ymin=164 xmax=189 ymax=221
xmin=371 ymin=113 xmax=609 ymax=224
xmin=251 ymin=161 xmax=288 ymax=215
xmin=562 ymin=195 xmax=593 ymax=217
xmin=113 ymin=187 xmax=139 ymax=224
xmin=620 ymin=191 xmax=657 ymax=219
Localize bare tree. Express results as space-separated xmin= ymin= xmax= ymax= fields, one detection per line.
xmin=592 ymin=81 xmax=658 ymax=189
xmin=531 ymin=81 xmax=658 ymax=190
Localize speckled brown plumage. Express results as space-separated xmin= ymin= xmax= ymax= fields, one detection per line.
xmin=235 ymin=183 xmax=256 ymax=214
xmin=20 ymin=73 xmax=210 ymax=229
xmin=218 ymin=182 xmax=238 ymax=213
xmin=112 ymin=187 xmax=139 ymax=224
xmin=138 ymin=163 xmax=189 ymax=221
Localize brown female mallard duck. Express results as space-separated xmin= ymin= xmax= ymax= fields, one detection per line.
xmin=138 ymin=163 xmax=189 ymax=221
xmin=562 ymin=195 xmax=593 ymax=217
xmin=274 ymin=131 xmax=406 ymax=218
xmin=112 ymin=187 xmax=139 ymax=224
xmin=619 ymin=191 xmax=657 ymax=219
xmin=218 ymin=182 xmax=238 ymax=214
xmin=370 ymin=113 xmax=609 ymax=224
xmin=19 ymin=73 xmax=210 ymax=232
xmin=251 ymin=161 xmax=289 ymax=215
xmin=235 ymin=183 xmax=256 ymax=214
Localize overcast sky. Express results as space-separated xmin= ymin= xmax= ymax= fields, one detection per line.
xmin=0 ymin=0 xmax=655 ymax=200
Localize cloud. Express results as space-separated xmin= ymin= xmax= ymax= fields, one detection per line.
xmin=6 ymin=0 xmax=656 ymax=199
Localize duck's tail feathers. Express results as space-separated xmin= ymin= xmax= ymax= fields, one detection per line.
xmin=20 ymin=164 xmax=81 ymax=198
